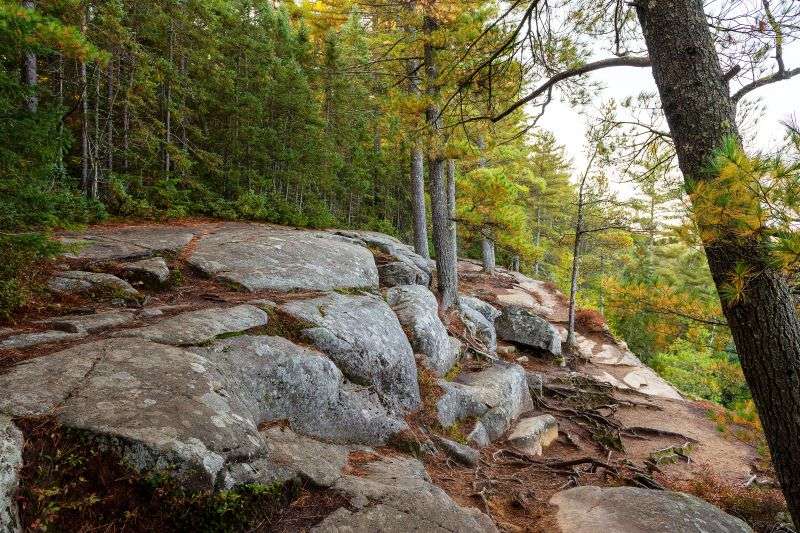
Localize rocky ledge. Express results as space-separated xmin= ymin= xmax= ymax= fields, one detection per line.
xmin=0 ymin=222 xmax=752 ymax=532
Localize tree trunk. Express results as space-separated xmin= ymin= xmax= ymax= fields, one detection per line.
xmin=408 ymin=56 xmax=430 ymax=259
xmin=425 ymin=15 xmax=458 ymax=310
xmin=637 ymin=0 xmax=800 ymax=523
xmin=21 ymin=1 xmax=37 ymax=113
xmin=107 ymin=58 xmax=114 ymax=173
xmin=447 ymin=158 xmax=458 ymax=260
xmin=481 ymin=238 xmax=496 ymax=274
xmin=92 ymin=64 xmax=100 ymax=199
xmin=80 ymin=56 xmax=89 ymax=193
xmin=411 ymin=143 xmax=429 ymax=258
xmin=534 ymin=205 xmax=542 ymax=276
xmin=566 ymin=203 xmax=583 ymax=361
xmin=511 ymin=255 xmax=520 ymax=272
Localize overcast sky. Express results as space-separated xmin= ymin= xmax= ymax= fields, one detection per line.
xmin=536 ymin=44 xmax=800 ymax=197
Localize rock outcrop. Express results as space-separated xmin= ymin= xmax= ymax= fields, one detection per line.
xmin=459 ymin=296 xmax=501 ymax=355
xmin=0 ymin=334 xmax=406 ymax=492
xmin=507 ymin=414 xmax=558 ymax=456
xmin=550 ymin=486 xmax=752 ymax=533
xmin=281 ymin=292 xmax=421 ymax=412
xmin=0 ymin=417 xmax=23 ymax=533
xmin=437 ymin=363 xmax=533 ymax=445
xmin=61 ymin=226 xmax=195 ymax=262
xmin=38 ymin=309 xmax=136 ymax=333
xmin=48 ymin=270 xmax=140 ymax=298
xmin=314 ymin=457 xmax=496 ymax=533
xmin=0 ymin=329 xmax=87 ymax=350
xmin=188 ymin=226 xmax=379 ymax=292
xmin=113 ymin=304 xmax=268 ymax=346
xmin=495 ymin=305 xmax=562 ymax=356
xmin=334 ymin=230 xmax=433 ymax=287
xmin=123 ymin=257 xmax=170 ymax=286
xmin=386 ymin=285 xmax=456 ymax=376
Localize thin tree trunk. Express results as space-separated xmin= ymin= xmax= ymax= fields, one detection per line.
xmin=476 ymin=136 xmax=495 ymax=273
xmin=481 ymin=237 xmax=496 ymax=273
xmin=511 ymin=255 xmax=520 ymax=272
xmin=80 ymin=56 xmax=89 ymax=192
xmin=164 ymin=21 xmax=174 ymax=175
xmin=637 ymin=0 xmax=800 ymax=523
xmin=56 ymin=53 xmax=65 ymax=177
xmin=107 ymin=58 xmax=114 ymax=173
xmin=566 ymin=152 xmax=595 ymax=357
xmin=447 ymin=158 xmax=457 ymax=259
xmin=408 ymin=57 xmax=429 ymax=259
xmin=566 ymin=208 xmax=583 ymax=357
xmin=534 ymin=205 xmax=542 ymax=276
xmin=424 ymin=14 xmax=458 ymax=310
xmin=92 ymin=64 xmax=100 ymax=199
xmin=21 ymin=1 xmax=37 ymax=113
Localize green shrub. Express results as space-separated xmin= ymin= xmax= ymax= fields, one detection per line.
xmin=0 ymin=233 xmax=65 ymax=320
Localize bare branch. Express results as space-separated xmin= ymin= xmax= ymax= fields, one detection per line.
xmin=492 ymin=56 xmax=652 ymax=123
xmin=731 ymin=66 xmax=800 ymax=102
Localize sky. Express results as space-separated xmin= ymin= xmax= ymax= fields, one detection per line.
xmin=536 ymin=44 xmax=800 ymax=198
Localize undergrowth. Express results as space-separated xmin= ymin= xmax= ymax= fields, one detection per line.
xmin=15 ymin=416 xmax=306 ymax=532
xmin=669 ymin=469 xmax=790 ymax=532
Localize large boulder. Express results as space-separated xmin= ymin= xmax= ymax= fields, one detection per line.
xmin=60 ymin=226 xmax=195 ymax=262
xmin=437 ymin=363 xmax=533 ymax=444
xmin=314 ymin=456 xmax=496 ymax=533
xmin=495 ymin=305 xmax=561 ymax=356
xmin=0 ymin=335 xmax=406 ymax=491
xmin=0 ymin=329 xmax=87 ymax=350
xmin=123 ymin=257 xmax=170 ymax=287
xmin=1 ymin=417 xmax=23 ymax=533
xmin=48 ymin=270 xmax=140 ymax=299
xmin=333 ymin=230 xmax=433 ymax=287
xmin=38 ymin=310 xmax=136 ymax=333
xmin=550 ymin=486 xmax=752 ymax=533
xmin=385 ymin=285 xmax=456 ymax=376
xmin=112 ymin=304 xmax=267 ymax=346
xmin=280 ymin=292 xmax=421 ymax=412
xmin=459 ymin=296 xmax=501 ymax=355
xmin=202 ymin=335 xmax=407 ymax=447
xmin=507 ymin=415 xmax=558 ymax=456
xmin=378 ymin=261 xmax=428 ymax=287
xmin=188 ymin=225 xmax=378 ymax=292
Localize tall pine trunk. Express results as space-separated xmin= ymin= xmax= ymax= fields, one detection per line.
xmin=408 ymin=57 xmax=429 ymax=259
xmin=21 ymin=1 xmax=37 ymax=113
xmin=80 ymin=8 xmax=90 ymax=195
xmin=424 ymin=15 xmax=458 ymax=310
xmin=636 ymin=0 xmax=800 ymax=523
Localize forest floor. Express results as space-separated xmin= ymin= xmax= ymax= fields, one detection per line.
xmin=0 ymin=220 xmax=789 ymax=532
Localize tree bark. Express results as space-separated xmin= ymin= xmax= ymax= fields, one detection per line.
xmin=409 ymin=55 xmax=429 ymax=259
xmin=566 ymin=193 xmax=583 ymax=360
xmin=425 ymin=14 xmax=458 ymax=310
xmin=21 ymin=1 xmax=37 ymax=113
xmin=411 ymin=142 xmax=429 ymax=258
xmin=637 ymin=0 xmax=800 ymax=524
xmin=447 ymin=158 xmax=458 ymax=260
xmin=481 ymin=237 xmax=496 ymax=274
